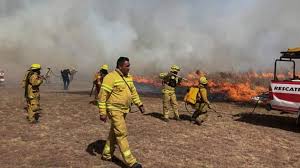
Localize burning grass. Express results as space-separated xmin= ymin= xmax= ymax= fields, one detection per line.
xmin=133 ymin=71 xmax=275 ymax=102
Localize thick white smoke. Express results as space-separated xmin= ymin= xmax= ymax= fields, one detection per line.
xmin=1 ymin=0 xmax=300 ymax=81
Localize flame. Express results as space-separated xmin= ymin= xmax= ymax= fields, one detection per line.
xmin=133 ymin=71 xmax=299 ymax=102
xmin=133 ymin=75 xmax=161 ymax=87
xmin=209 ymin=81 xmax=266 ymax=102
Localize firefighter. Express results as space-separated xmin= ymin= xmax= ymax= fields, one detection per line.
xmin=0 ymin=69 xmax=4 ymax=86
xmin=191 ymin=76 xmax=211 ymax=125
xmin=98 ymin=57 xmax=145 ymax=168
xmin=159 ymin=65 xmax=183 ymax=122
xmin=24 ymin=64 xmax=44 ymax=123
xmin=61 ymin=68 xmax=71 ymax=90
xmin=93 ymin=64 xmax=109 ymax=99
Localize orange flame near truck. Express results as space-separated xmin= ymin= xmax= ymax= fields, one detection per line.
xmin=133 ymin=71 xmax=278 ymax=102
xmin=133 ymin=71 xmax=300 ymax=102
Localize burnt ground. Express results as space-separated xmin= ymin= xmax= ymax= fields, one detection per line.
xmin=0 ymin=81 xmax=300 ymax=168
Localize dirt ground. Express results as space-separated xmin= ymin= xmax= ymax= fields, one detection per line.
xmin=0 ymin=82 xmax=300 ymax=168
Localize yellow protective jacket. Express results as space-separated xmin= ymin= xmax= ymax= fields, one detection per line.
xmin=21 ymin=70 xmax=30 ymax=88
xmin=98 ymin=69 xmax=143 ymax=115
xmin=159 ymin=72 xmax=181 ymax=93
xmin=25 ymin=72 xmax=43 ymax=99
xmin=199 ymin=84 xmax=210 ymax=105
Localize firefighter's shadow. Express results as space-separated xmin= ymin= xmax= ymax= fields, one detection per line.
xmin=179 ymin=114 xmax=193 ymax=121
xmin=53 ymin=90 xmax=90 ymax=95
xmin=144 ymin=112 xmax=165 ymax=121
xmin=145 ymin=112 xmax=192 ymax=121
xmin=233 ymin=112 xmax=300 ymax=133
xmin=86 ymin=140 xmax=127 ymax=168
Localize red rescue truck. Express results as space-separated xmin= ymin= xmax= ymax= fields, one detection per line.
xmin=266 ymin=48 xmax=300 ymax=125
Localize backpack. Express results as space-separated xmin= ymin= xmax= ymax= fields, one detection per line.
xmin=184 ymin=87 xmax=200 ymax=105
xmin=24 ymin=71 xmax=34 ymax=98
xmin=162 ymin=73 xmax=178 ymax=87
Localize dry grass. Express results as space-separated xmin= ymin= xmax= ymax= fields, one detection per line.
xmin=0 ymin=83 xmax=300 ymax=168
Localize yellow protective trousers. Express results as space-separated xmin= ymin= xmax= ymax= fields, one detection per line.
xmin=162 ymin=92 xmax=179 ymax=119
xmin=27 ymin=98 xmax=40 ymax=122
xmin=193 ymin=102 xmax=208 ymax=122
xmin=102 ymin=110 xmax=137 ymax=167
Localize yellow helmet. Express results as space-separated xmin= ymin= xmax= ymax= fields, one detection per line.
xmin=30 ymin=64 xmax=41 ymax=70
xmin=170 ymin=65 xmax=180 ymax=72
xmin=199 ymin=76 xmax=208 ymax=85
xmin=100 ymin=64 xmax=109 ymax=71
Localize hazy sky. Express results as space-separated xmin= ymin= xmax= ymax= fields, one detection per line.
xmin=1 ymin=0 xmax=300 ymax=79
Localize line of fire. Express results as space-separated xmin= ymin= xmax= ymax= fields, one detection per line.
xmin=133 ymin=48 xmax=300 ymax=126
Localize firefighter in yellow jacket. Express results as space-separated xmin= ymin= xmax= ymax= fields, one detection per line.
xmin=93 ymin=64 xmax=109 ymax=99
xmin=159 ymin=65 xmax=183 ymax=122
xmin=191 ymin=76 xmax=211 ymax=125
xmin=98 ymin=57 xmax=145 ymax=168
xmin=24 ymin=64 xmax=44 ymax=123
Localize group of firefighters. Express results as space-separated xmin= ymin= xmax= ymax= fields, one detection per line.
xmin=21 ymin=57 xmax=212 ymax=168
xmin=159 ymin=66 xmax=211 ymax=125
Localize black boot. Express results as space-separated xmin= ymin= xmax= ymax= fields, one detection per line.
xmin=191 ymin=111 xmax=200 ymax=121
xmin=163 ymin=118 xmax=169 ymax=122
xmin=131 ymin=162 xmax=142 ymax=168
xmin=174 ymin=115 xmax=181 ymax=121
xmin=34 ymin=113 xmax=40 ymax=121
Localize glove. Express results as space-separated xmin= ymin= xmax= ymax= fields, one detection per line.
xmin=99 ymin=115 xmax=107 ymax=123
xmin=138 ymin=105 xmax=145 ymax=114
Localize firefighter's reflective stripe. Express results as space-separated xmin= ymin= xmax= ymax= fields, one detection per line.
xmin=103 ymin=144 xmax=110 ymax=154
xmin=106 ymin=104 xmax=131 ymax=111
xmin=99 ymin=102 xmax=132 ymax=111
xmin=101 ymin=84 xmax=113 ymax=92
xmin=159 ymin=72 xmax=167 ymax=78
xmin=123 ymin=149 xmax=132 ymax=158
xmin=98 ymin=102 xmax=106 ymax=109
xmin=162 ymin=88 xmax=175 ymax=94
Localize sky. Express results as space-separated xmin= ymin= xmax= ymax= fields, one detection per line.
xmin=1 ymin=0 xmax=300 ymax=80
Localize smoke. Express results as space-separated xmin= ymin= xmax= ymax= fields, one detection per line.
xmin=1 ymin=0 xmax=300 ymax=81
